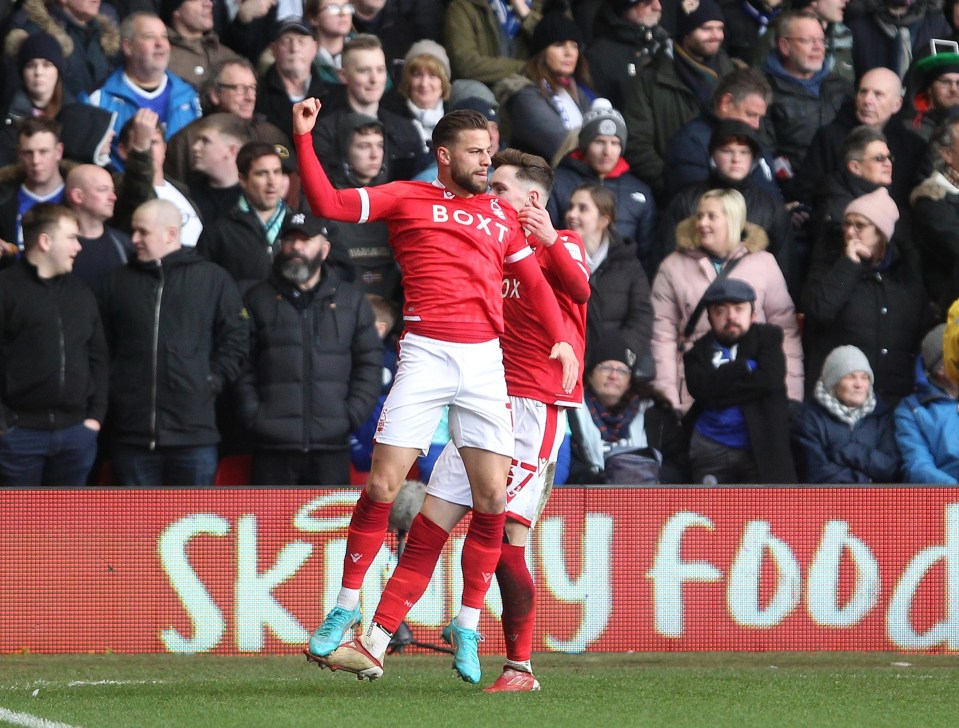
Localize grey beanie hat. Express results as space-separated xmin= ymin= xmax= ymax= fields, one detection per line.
xmin=922 ymin=323 xmax=947 ymax=375
xmin=579 ymin=98 xmax=627 ymax=152
xmin=820 ymin=345 xmax=874 ymax=391
xmin=404 ymin=39 xmax=451 ymax=80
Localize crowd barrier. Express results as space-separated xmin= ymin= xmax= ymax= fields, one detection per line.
xmin=2 ymin=487 xmax=958 ymax=654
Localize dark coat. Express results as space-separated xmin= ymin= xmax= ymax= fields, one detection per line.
xmin=0 ymin=259 xmax=108 ymax=431
xmin=99 ymin=248 xmax=249 ymax=448
xmin=588 ymin=228 xmax=654 ymax=366
xmin=808 ymin=168 xmax=882 ymax=245
xmin=236 ymin=267 xmax=383 ymax=452
xmin=256 ymin=62 xmax=329 ymax=142
xmin=792 ymin=396 xmax=900 ymax=483
xmin=662 ymin=110 xmax=782 ymax=200
xmin=800 ymin=238 xmax=928 ymax=402
xmin=794 ymin=99 xmax=927 ymax=209
xmin=847 ymin=0 xmax=952 ymax=79
xmin=683 ymin=323 xmax=798 ymax=483
xmin=909 ymin=172 xmax=959 ymax=316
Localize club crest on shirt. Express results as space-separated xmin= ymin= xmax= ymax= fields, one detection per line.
xmin=489 ymin=198 xmax=507 ymax=220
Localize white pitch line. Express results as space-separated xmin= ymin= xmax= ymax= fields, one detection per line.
xmin=0 ymin=706 xmax=81 ymax=728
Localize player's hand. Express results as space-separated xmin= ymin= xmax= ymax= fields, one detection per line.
xmin=292 ymin=98 xmax=322 ymax=136
xmin=518 ymin=197 xmax=557 ymax=246
xmin=550 ymin=341 xmax=579 ymax=393
xmin=129 ymin=108 xmax=160 ymax=152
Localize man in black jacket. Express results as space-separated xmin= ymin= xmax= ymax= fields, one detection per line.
xmin=683 ymin=277 xmax=797 ymax=484
xmin=237 ymin=212 xmax=382 ymax=485
xmin=0 ymin=204 xmax=108 ymax=486
xmin=99 ymin=199 xmax=248 ymax=486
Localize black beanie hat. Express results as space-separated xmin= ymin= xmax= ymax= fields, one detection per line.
xmin=677 ymin=0 xmax=725 ymax=39
xmin=160 ymin=0 xmax=187 ymax=26
xmin=588 ymin=331 xmax=637 ymax=373
xmin=529 ymin=0 xmax=585 ymax=57
xmin=17 ymin=31 xmax=65 ymax=76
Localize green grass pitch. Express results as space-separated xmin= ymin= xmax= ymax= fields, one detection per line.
xmin=3 ymin=652 xmax=959 ymax=728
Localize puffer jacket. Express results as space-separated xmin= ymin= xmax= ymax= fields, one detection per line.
xmin=895 ymin=370 xmax=959 ymax=484
xmin=651 ymin=219 xmax=804 ymax=411
xmin=237 ymin=266 xmax=382 ymax=451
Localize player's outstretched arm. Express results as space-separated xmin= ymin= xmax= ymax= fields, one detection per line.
xmin=549 ymin=341 xmax=579 ymax=394
xmin=292 ymin=98 xmax=321 ymax=136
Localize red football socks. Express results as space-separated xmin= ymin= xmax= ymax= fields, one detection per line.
xmin=460 ymin=510 xmax=506 ymax=609
xmin=373 ymin=513 xmax=450 ymax=633
xmin=496 ymin=542 xmax=535 ymax=663
xmin=341 ymin=490 xmax=393 ymax=589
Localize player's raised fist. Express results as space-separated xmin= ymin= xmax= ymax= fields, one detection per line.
xmin=292 ymin=99 xmax=322 ymax=136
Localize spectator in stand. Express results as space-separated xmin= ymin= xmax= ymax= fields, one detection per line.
xmin=256 ymin=17 xmax=330 ymax=141
xmin=909 ymin=46 xmax=959 ymax=141
xmin=751 ymin=0 xmax=854 ymax=82
xmin=5 ymin=0 xmax=120 ymax=98
xmin=565 ymin=184 xmax=653 ymax=370
xmin=99 ymin=199 xmax=248 ymax=486
xmin=443 ymin=0 xmax=543 ymax=86
xmin=496 ymin=1 xmax=594 ymax=165
xmin=395 ymin=41 xmax=453 ymax=158
xmin=651 ymin=188 xmax=803 ymax=413
xmin=164 ymin=59 xmax=292 ymax=189
xmin=305 ymin=0 xmax=356 ymax=85
xmin=196 ymin=141 xmax=294 ymax=294
xmin=846 ymin=0 xmax=951 ymax=80
xmin=792 ymin=345 xmax=901 ymax=483
xmin=895 ymin=323 xmax=959 ymax=483
xmin=64 ymin=164 xmax=134 ymax=295
xmin=0 ymin=117 xmax=68 ymax=259
xmin=803 ymin=187 xmax=928 ymax=404
xmin=797 ymin=67 xmax=925 ymax=212
xmin=351 ymin=0 xmax=418 ymax=80
xmin=85 ymin=12 xmax=202 ymax=170
xmin=115 ymin=113 xmax=203 ymax=246
xmin=658 ymin=120 xmax=795 ymax=293
xmin=910 ymin=116 xmax=959 ymax=317
xmin=0 ymin=203 xmax=107 ymax=487
xmin=663 ymin=67 xmax=780 ymax=200
xmin=312 ymin=34 xmax=427 ymax=181
xmin=622 ymin=0 xmax=734 ymax=200
xmin=761 ymin=9 xmax=853 ymax=197
xmin=568 ymin=331 xmax=688 ymax=484
xmin=162 ymin=0 xmax=241 ymax=91
xmin=683 ymin=277 xmax=797 ymax=484
xmin=187 ymin=112 xmax=250 ymax=224
xmin=548 ymin=100 xmax=657 ymax=277
xmin=585 ymin=0 xmax=668 ymax=111
xmin=720 ymin=0 xmax=785 ymax=66
xmin=237 ymin=212 xmax=383 ymax=486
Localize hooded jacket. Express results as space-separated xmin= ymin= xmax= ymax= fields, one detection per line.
xmin=651 ymin=219 xmax=804 ymax=411
xmin=910 ymin=169 xmax=959 ymax=316
xmin=895 ymin=368 xmax=959 ymax=484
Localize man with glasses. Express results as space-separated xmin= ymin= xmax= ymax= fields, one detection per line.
xmin=798 ymin=67 xmax=925 ymax=212
xmin=761 ymin=9 xmax=852 ymax=198
xmin=911 ymin=46 xmax=959 ymax=142
xmin=162 ymin=0 xmax=241 ymax=91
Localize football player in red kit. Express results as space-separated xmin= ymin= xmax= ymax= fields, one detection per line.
xmin=320 ymin=148 xmax=589 ymax=689
xmin=292 ymin=100 xmax=579 ymax=682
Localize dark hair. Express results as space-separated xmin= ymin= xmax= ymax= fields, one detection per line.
xmin=18 ymin=115 xmax=61 ymax=142
xmin=21 ymin=203 xmax=76 ymax=251
xmin=492 ymin=148 xmax=554 ymax=193
xmin=712 ymin=67 xmax=773 ymax=109
xmin=840 ymin=125 xmax=888 ymax=165
xmin=432 ymin=109 xmax=490 ymax=150
xmin=237 ymin=141 xmax=281 ymax=176
xmin=522 ymin=44 xmax=592 ymax=103
xmin=571 ymin=183 xmax=616 ymax=224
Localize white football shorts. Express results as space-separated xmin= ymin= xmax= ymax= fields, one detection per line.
xmin=426 ymin=397 xmax=566 ymax=527
xmin=374 ymin=332 xmax=514 ymax=457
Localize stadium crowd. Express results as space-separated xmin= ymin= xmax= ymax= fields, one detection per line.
xmin=6 ymin=0 xmax=959 ymax=486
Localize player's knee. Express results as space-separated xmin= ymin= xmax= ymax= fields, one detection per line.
xmin=364 ymin=475 xmax=402 ymax=502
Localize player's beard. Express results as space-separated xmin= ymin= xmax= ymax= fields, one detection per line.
xmin=276 ymin=250 xmax=322 ymax=285
xmin=450 ymin=162 xmax=488 ymax=195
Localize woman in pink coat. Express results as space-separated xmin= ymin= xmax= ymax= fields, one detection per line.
xmin=651 ymin=188 xmax=804 ymax=412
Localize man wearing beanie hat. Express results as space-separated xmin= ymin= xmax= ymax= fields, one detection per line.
xmin=802 ymin=184 xmax=929 ymax=404
xmin=658 ymin=118 xmax=794 ymax=285
xmin=549 ymin=98 xmax=657 ymax=273
xmin=163 ymin=0 xmax=241 ymax=91
xmin=761 ymin=9 xmax=852 ymax=197
xmin=586 ymin=0 xmax=669 ymax=110
xmin=911 ymin=47 xmax=959 ymax=142
xmin=622 ymin=0 xmax=734 ymax=200
xmin=792 ymin=344 xmax=902 ymax=483
xmin=683 ymin=276 xmax=798 ymax=484
xmin=4 ymin=0 xmax=120 ymax=99
xmin=896 ymin=323 xmax=959 ymax=484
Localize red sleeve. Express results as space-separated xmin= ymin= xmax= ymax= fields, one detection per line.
xmin=294 ymin=132 xmax=364 ymax=221
xmin=541 ymin=230 xmax=591 ymax=304
xmin=512 ymin=251 xmax=569 ymax=344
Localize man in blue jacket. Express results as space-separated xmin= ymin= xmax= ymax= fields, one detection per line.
xmin=85 ymin=12 xmax=201 ymax=170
